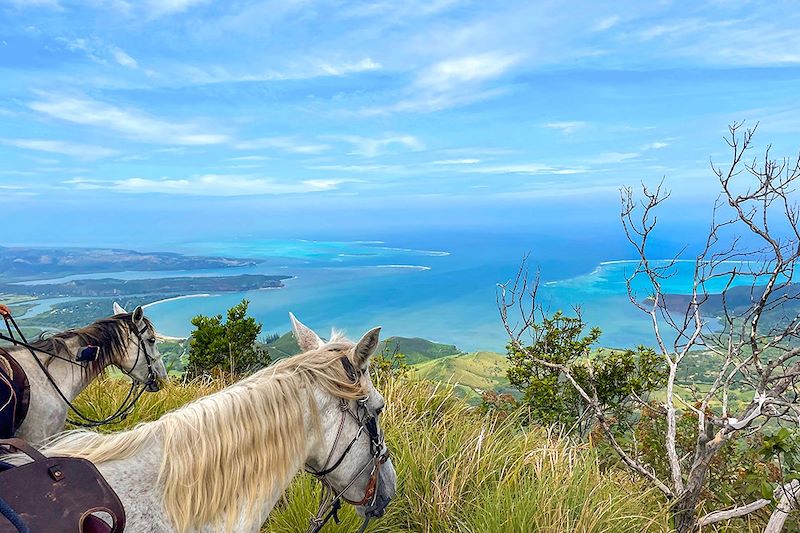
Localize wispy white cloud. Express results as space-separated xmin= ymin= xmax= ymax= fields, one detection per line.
xmin=226 ymin=155 xmax=271 ymax=161
xmin=640 ymin=141 xmax=670 ymax=150
xmin=633 ymin=18 xmax=800 ymax=66
xmin=316 ymin=58 xmax=381 ymax=76
xmin=587 ymin=151 xmax=640 ymax=164
xmin=64 ymin=174 xmax=350 ymax=196
xmin=61 ymin=37 xmax=103 ymax=63
xmin=416 ymin=53 xmax=519 ymax=93
xmin=234 ymin=137 xmax=331 ymax=154
xmin=593 ymin=15 xmax=620 ymax=32
xmin=361 ymin=52 xmax=519 ymax=115
xmin=638 ymin=20 xmax=707 ymax=42
xmin=176 ymin=57 xmax=380 ymax=86
xmin=60 ymin=38 xmax=139 ymax=69
xmin=302 ymin=178 xmax=357 ymax=189
xmin=331 ymin=134 xmax=424 ymax=157
xmin=28 ymin=93 xmax=229 ymax=145
xmin=361 ymin=87 xmax=509 ymax=116
xmin=543 ymin=121 xmax=587 ymax=135
xmin=461 ymin=163 xmax=588 ymax=175
xmin=311 ymin=164 xmax=399 ymax=172
xmin=109 ymin=46 xmax=138 ymax=68
xmin=436 ymin=147 xmax=517 ymax=157
xmin=63 ymin=177 xmax=104 ymax=190
xmin=1 ymin=138 xmax=119 ymax=159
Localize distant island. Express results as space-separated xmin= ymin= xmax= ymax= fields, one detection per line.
xmin=0 ymin=245 xmax=259 ymax=282
xmin=653 ymin=283 xmax=800 ymax=333
xmin=0 ymin=245 xmax=288 ymax=333
xmin=2 ymin=274 xmax=289 ymax=298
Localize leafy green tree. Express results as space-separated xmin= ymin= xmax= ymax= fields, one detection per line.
xmin=187 ymin=299 xmax=271 ymax=377
xmin=506 ymin=311 xmax=665 ymax=435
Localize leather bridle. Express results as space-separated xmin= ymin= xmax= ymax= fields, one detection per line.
xmin=0 ymin=313 xmax=160 ymax=428
xmin=125 ymin=320 xmax=161 ymax=394
xmin=305 ymin=357 xmax=390 ymax=533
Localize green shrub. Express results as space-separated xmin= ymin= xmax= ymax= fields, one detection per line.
xmin=186 ymin=299 xmax=271 ymax=377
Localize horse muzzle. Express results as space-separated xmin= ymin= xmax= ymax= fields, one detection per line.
xmin=365 ymin=494 xmax=391 ymax=518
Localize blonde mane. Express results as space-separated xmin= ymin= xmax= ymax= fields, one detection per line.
xmin=39 ymin=339 xmax=369 ymax=532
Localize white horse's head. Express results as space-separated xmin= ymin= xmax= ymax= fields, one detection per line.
xmin=291 ymin=313 xmax=397 ymax=520
xmin=112 ymin=302 xmax=168 ymax=390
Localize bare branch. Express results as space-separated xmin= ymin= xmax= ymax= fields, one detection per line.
xmin=696 ymin=499 xmax=772 ymax=527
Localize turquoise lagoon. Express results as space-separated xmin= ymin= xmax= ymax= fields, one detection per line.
xmin=19 ymin=233 xmax=769 ymax=352
xmin=135 ymin=237 xmax=755 ymax=352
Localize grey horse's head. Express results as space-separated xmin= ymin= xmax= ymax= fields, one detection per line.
xmin=112 ymin=302 xmax=168 ymax=390
xmin=291 ymin=314 xmax=397 ymax=520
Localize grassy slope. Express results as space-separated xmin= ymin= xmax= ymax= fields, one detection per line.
xmin=72 ymin=375 xmax=670 ymax=532
xmin=413 ymin=351 xmax=511 ymax=401
xmin=266 ymin=333 xmax=462 ymax=365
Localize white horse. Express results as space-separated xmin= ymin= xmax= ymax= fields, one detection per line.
xmin=32 ymin=315 xmax=397 ymax=532
xmin=8 ymin=303 xmax=167 ymax=443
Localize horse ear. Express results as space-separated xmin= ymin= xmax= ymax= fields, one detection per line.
xmin=290 ymin=313 xmax=323 ymax=352
xmin=353 ymin=327 xmax=381 ymax=370
xmin=132 ymin=306 xmax=146 ymax=329
xmin=113 ymin=302 xmax=127 ymax=315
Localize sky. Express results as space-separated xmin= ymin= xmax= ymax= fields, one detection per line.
xmin=1 ymin=0 xmax=800 ymax=245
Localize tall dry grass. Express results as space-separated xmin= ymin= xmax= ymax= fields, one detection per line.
xmin=72 ymin=376 xmax=670 ymax=532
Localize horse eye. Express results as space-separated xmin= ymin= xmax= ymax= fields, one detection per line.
xmin=148 ymin=338 xmax=156 ymax=345
xmin=376 ymin=405 xmax=385 ymax=416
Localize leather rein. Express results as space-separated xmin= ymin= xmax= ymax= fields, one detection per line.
xmin=0 ymin=313 xmax=159 ymax=428
xmin=305 ymin=357 xmax=389 ymax=533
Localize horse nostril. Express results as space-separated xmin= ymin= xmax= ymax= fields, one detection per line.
xmin=367 ymin=495 xmax=391 ymax=518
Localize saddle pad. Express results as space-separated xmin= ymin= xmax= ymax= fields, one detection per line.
xmin=0 ymin=349 xmax=29 ymax=439
xmin=0 ymin=454 xmax=126 ymax=533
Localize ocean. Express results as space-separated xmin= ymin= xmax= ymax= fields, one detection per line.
xmin=138 ymin=231 xmax=730 ymax=353
xmin=13 ymin=191 xmax=748 ymax=352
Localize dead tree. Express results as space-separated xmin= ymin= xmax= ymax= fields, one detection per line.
xmin=500 ymin=123 xmax=800 ymax=532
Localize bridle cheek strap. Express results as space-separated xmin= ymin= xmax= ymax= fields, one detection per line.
xmin=305 ymin=357 xmax=390 ymax=533
xmin=344 ymin=451 xmax=389 ymax=506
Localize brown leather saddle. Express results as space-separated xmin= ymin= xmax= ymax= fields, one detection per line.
xmin=0 ymin=348 xmax=30 ymax=439
xmin=0 ymin=439 xmax=126 ymax=533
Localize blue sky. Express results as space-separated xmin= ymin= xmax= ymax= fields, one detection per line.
xmin=1 ymin=0 xmax=799 ymax=244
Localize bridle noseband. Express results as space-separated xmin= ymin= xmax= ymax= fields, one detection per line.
xmin=305 ymin=357 xmax=390 ymax=533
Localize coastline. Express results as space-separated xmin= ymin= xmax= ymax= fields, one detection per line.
xmin=143 ymin=293 xmax=215 ymax=309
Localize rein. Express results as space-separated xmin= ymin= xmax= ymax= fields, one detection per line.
xmin=305 ymin=357 xmax=389 ymax=533
xmin=0 ymin=313 xmax=158 ymax=428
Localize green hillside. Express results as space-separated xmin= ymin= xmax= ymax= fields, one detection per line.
xmin=266 ymin=333 xmax=461 ymax=364
xmin=380 ymin=336 xmax=462 ymax=364
xmin=264 ymin=332 xmax=301 ymax=359
xmin=413 ymin=351 xmax=511 ymax=401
